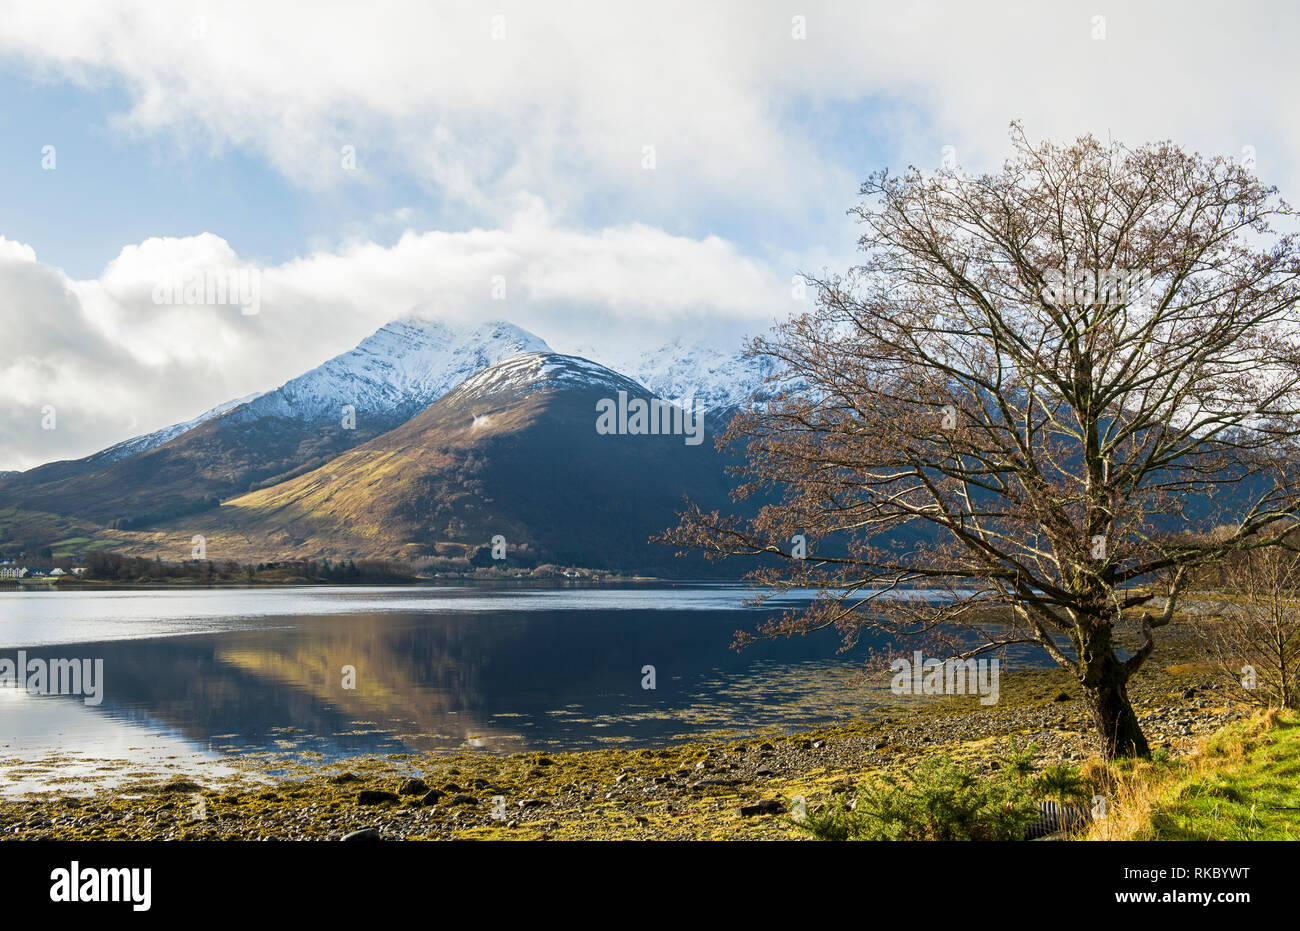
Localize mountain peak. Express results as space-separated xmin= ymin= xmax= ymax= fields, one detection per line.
xmin=381 ymin=312 xmax=545 ymax=347
xmin=442 ymin=351 xmax=646 ymax=404
xmin=589 ymin=336 xmax=775 ymax=411
xmin=78 ymin=313 xmax=554 ymax=461
xmin=231 ymin=314 xmax=552 ymax=423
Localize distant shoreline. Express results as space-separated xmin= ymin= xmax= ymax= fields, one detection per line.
xmin=2 ymin=573 xmax=674 ymax=589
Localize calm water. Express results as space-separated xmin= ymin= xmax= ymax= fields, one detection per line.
xmin=0 ymin=583 xmax=1049 ymax=795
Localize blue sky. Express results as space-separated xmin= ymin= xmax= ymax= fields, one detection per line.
xmin=0 ymin=61 xmax=899 ymax=283
xmin=0 ymin=61 xmax=425 ymax=278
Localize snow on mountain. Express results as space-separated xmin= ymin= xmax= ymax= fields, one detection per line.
xmin=78 ymin=314 xmax=763 ymax=468
xmin=441 ymin=352 xmax=646 ymax=405
xmin=584 ymin=337 xmax=778 ymax=411
xmin=80 ymin=315 xmax=553 ymax=466
xmin=226 ymin=315 xmax=553 ymax=426
xmin=85 ymin=392 xmax=265 ymax=465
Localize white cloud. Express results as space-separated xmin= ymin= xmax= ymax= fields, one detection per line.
xmin=2 ymin=0 xmax=1299 ymax=470
xmin=0 ymin=216 xmax=791 ymax=470
xmin=2 ymin=0 xmax=1297 ymax=225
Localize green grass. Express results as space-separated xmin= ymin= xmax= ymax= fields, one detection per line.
xmin=1094 ymin=711 xmax=1300 ymax=840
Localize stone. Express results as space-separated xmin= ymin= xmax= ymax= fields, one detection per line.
xmin=357 ymin=790 xmax=399 ymax=805
xmin=739 ymin=799 xmax=786 ymax=817
xmin=342 ymin=828 xmax=382 ymax=841
xmin=398 ymin=778 xmax=429 ymax=796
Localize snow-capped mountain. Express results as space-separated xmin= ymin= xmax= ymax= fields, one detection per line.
xmin=25 ymin=316 xmax=761 ymax=484
xmin=0 ymin=314 xmax=556 ymax=525
xmin=441 ymin=352 xmax=645 ymax=406
xmin=72 ymin=314 xmax=551 ymax=462
xmin=86 ymin=392 xmax=265 ymax=465
xmin=0 ymin=312 xmax=761 ymax=565
xmin=0 ymin=313 xmax=759 ymax=514
xmin=211 ymin=346 xmax=736 ymax=571
xmin=585 ymin=337 xmax=777 ymax=411
xmin=221 ymin=315 xmax=553 ymax=426
xmin=69 ymin=315 xmax=769 ymax=469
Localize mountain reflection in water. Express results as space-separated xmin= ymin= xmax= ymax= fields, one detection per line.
xmin=0 ymin=584 xmax=1050 ymax=793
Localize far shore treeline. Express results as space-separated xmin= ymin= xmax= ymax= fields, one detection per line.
xmin=80 ymin=550 xmax=416 ymax=584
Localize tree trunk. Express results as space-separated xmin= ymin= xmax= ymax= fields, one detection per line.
xmin=1081 ymin=673 xmax=1149 ymax=760
xmin=1078 ymin=630 xmax=1150 ymax=759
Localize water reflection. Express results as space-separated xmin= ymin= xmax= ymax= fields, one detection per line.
xmin=0 ymin=585 xmax=1050 ymax=794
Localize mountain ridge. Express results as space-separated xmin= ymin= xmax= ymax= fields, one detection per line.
xmin=0 ymin=315 xmax=554 ymax=526
xmin=0 ymin=315 xmax=768 ymax=572
xmin=100 ymin=351 xmax=736 ymax=572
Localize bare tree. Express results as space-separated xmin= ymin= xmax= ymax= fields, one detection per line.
xmin=662 ymin=125 xmax=1300 ymax=759
xmin=1193 ymin=539 xmax=1300 ymax=709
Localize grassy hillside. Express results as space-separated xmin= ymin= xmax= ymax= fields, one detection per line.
xmin=0 ymin=411 xmax=399 ymax=535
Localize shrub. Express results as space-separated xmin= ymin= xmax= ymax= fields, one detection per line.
xmin=796 ymin=754 xmax=1040 ymax=841
xmin=1033 ymin=763 xmax=1093 ymax=806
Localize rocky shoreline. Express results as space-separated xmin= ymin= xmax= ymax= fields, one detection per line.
xmin=0 ymin=613 xmax=1247 ymax=841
